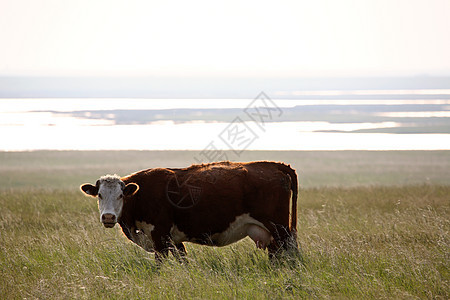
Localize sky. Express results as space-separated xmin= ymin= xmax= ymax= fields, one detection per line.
xmin=0 ymin=0 xmax=449 ymax=78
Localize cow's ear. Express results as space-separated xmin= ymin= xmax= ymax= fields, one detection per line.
xmin=123 ymin=183 xmax=139 ymax=196
xmin=80 ymin=184 xmax=99 ymax=197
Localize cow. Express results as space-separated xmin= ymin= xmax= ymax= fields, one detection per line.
xmin=80 ymin=161 xmax=298 ymax=261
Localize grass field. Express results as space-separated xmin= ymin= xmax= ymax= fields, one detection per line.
xmin=0 ymin=151 xmax=449 ymax=299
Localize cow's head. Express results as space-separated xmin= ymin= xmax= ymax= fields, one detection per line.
xmin=80 ymin=175 xmax=139 ymax=228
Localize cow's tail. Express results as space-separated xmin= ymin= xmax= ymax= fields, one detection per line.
xmin=277 ymin=163 xmax=298 ymax=235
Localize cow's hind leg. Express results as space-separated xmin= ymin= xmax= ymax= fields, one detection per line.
xmin=267 ymin=224 xmax=297 ymax=259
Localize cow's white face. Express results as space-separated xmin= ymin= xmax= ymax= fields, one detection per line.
xmin=80 ymin=175 xmax=139 ymax=228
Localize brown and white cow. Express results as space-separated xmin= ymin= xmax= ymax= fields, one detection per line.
xmin=80 ymin=161 xmax=298 ymax=261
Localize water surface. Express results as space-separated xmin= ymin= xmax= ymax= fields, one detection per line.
xmin=1 ymin=96 xmax=449 ymax=151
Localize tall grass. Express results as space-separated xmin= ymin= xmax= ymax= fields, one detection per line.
xmin=1 ymin=185 xmax=448 ymax=299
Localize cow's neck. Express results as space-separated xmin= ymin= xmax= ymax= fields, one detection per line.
xmin=118 ymin=196 xmax=136 ymax=233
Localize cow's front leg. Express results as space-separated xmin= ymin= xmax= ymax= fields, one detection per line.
xmin=154 ymin=250 xmax=169 ymax=264
xmin=151 ymin=229 xmax=171 ymax=263
xmin=170 ymin=243 xmax=188 ymax=263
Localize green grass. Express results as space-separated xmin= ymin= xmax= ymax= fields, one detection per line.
xmin=0 ymin=186 xmax=448 ymax=299
xmin=0 ymin=151 xmax=449 ymax=298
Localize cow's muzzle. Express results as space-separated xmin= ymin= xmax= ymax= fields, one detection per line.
xmin=101 ymin=213 xmax=117 ymax=228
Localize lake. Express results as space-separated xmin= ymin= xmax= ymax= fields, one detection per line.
xmin=1 ymin=95 xmax=449 ymax=152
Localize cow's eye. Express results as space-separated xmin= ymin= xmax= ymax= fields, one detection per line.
xmin=118 ymin=194 xmax=123 ymax=199
xmin=98 ymin=193 xmax=103 ymax=199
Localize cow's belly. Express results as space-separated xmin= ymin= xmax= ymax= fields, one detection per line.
xmin=171 ymin=213 xmax=273 ymax=248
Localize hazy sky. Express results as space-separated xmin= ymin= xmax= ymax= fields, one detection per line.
xmin=0 ymin=0 xmax=449 ymax=77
